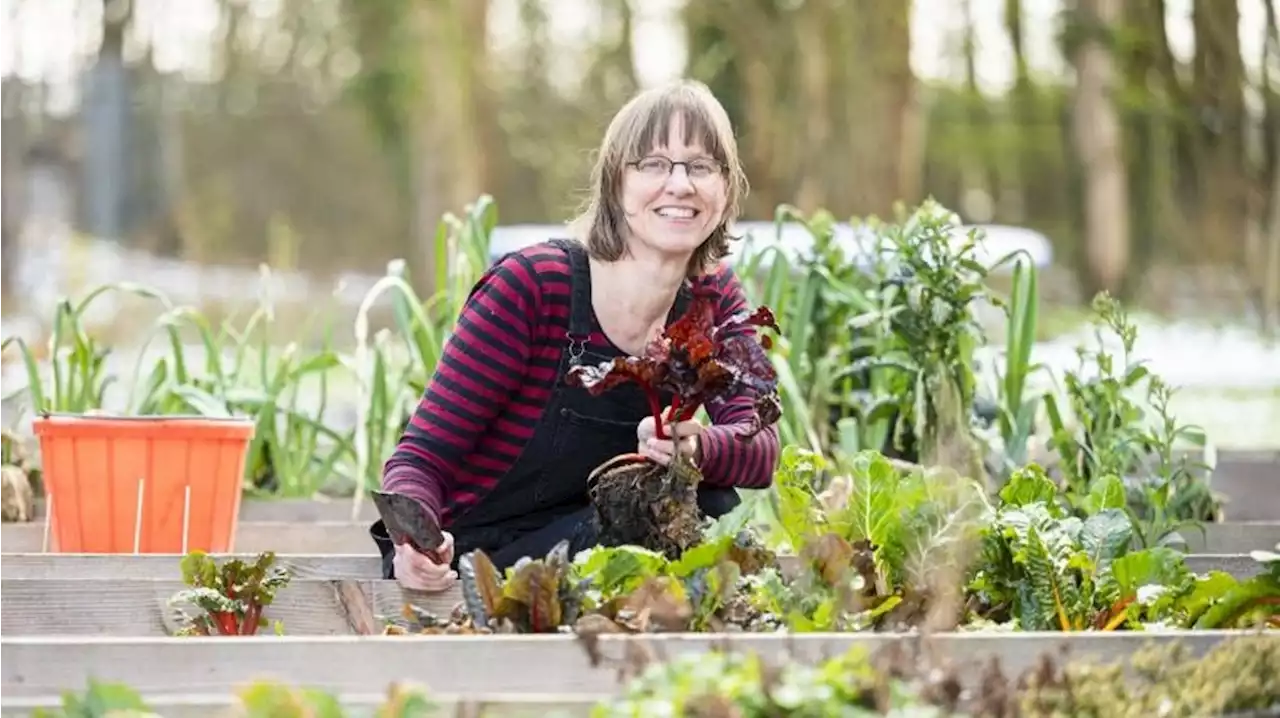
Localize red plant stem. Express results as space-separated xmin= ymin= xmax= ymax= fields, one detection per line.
xmin=677 ymin=401 xmax=702 ymax=422
xmin=664 ymin=397 xmax=682 ymax=425
xmin=645 ymin=390 xmax=668 ymax=440
xmin=211 ymin=611 xmax=238 ymax=636
xmin=241 ymin=604 xmax=262 ymax=635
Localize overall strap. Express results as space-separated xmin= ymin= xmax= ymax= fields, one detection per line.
xmin=671 ymin=278 xmax=695 ymax=321
xmin=550 ymin=239 xmax=594 ymax=366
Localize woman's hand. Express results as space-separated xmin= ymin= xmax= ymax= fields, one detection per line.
xmin=392 ymin=532 xmax=458 ymax=592
xmin=637 ymin=414 xmax=703 ymax=466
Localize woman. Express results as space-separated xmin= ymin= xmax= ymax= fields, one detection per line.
xmin=372 ymin=79 xmax=781 ymax=591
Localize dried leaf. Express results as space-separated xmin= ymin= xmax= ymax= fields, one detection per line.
xmin=803 ymin=533 xmax=856 ymax=586
xmin=618 ymin=577 xmax=692 ymax=632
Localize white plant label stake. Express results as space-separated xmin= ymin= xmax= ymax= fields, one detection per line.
xmin=133 ymin=478 xmax=146 ymax=554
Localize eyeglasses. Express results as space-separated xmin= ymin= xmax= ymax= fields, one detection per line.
xmin=627 ymin=155 xmax=724 ymax=181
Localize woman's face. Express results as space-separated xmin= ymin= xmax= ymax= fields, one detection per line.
xmin=620 ymin=116 xmax=728 ymax=262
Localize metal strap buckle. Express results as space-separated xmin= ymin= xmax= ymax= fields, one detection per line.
xmin=566 ymin=332 xmax=587 ymax=364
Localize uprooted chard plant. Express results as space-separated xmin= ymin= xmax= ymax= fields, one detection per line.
xmin=168 ymin=550 xmax=292 ymax=635
xmin=566 ymin=288 xmax=782 ymax=557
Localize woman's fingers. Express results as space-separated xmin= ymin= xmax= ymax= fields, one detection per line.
xmin=642 ymin=436 xmax=698 ymax=465
xmin=667 ymin=419 xmax=703 ymax=438
xmin=394 ymin=543 xmax=458 ymax=592
xmin=433 ymin=531 xmax=456 ymax=565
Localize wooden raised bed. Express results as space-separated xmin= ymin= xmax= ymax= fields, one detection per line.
xmin=0 ymin=632 xmax=1253 ymax=699
xmin=1 ymin=545 xmax=1267 ymax=637
xmin=1208 ymin=450 xmax=1280 ymax=522
xmin=1 ymin=692 xmax=597 ymax=718
xmin=0 ymin=552 xmax=1265 ymax=583
xmin=1 ymin=520 xmax=374 ymax=554
xmin=5 ymin=518 xmax=1278 ymax=555
xmin=30 ymin=497 xmax=382 ymax=523
xmin=1 ymin=578 xmax=453 ymax=636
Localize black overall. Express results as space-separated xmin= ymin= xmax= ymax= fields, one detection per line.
xmin=371 ymin=239 xmax=740 ymax=577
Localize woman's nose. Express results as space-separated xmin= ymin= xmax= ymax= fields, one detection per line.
xmin=664 ymin=166 xmax=695 ymax=193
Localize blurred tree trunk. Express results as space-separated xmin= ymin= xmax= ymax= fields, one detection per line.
xmin=793 ymin=0 xmax=832 ymax=212
xmin=961 ymin=0 xmax=996 ymax=220
xmin=1005 ymin=0 xmax=1030 ymax=219
xmin=1255 ymin=0 xmax=1280 ymax=333
xmin=347 ymin=0 xmax=496 ymax=292
xmin=1191 ymin=0 xmax=1245 ymax=267
xmin=345 ymin=0 xmax=431 ymax=286
xmin=702 ymin=0 xmax=789 ymax=217
xmin=582 ymin=0 xmax=639 ymax=104
xmin=1 ymin=83 xmax=25 ymax=310
xmin=844 ymin=0 xmax=918 ymax=217
xmin=1115 ymin=0 xmax=1167 ymax=299
xmin=430 ymin=0 xmax=494 ymax=213
xmin=682 ymin=3 xmax=745 ymax=137
xmin=1069 ymin=0 xmax=1131 ymax=297
xmin=81 ymin=0 xmax=135 ymax=244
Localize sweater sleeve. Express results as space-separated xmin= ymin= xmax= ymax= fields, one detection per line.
xmin=696 ymin=264 xmax=782 ymax=489
xmin=381 ymin=251 xmax=541 ymax=522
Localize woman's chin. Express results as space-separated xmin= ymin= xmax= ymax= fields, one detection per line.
xmin=633 ymin=230 xmax=711 ymax=258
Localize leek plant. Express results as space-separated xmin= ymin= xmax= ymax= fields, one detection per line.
xmin=735 ymin=205 xmax=886 ymax=459
xmin=347 ymin=195 xmax=498 ymax=519
xmin=2 ymin=282 xmax=174 ymax=415
xmin=125 ymin=266 xmax=350 ymax=496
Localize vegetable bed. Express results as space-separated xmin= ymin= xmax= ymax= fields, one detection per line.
xmin=0 ymin=551 xmax=1266 ymax=583
xmin=0 ymin=552 xmax=1266 ymax=637
xmin=0 ymin=632 xmax=1258 ymax=698
xmin=4 ymin=202 xmax=1278 ymax=717
xmin=6 ymin=518 xmax=1279 ymax=555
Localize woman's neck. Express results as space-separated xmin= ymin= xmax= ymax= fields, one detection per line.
xmin=589 ymin=252 xmax=688 ymax=352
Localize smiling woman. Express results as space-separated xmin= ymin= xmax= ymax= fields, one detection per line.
xmin=372 ymin=80 xmax=781 ymax=590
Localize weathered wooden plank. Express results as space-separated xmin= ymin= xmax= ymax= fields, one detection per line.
xmin=30 ymin=497 xmax=382 ymax=523
xmin=1176 ymin=521 xmax=1280 ymax=553
xmin=1 ymin=520 xmax=377 ymax=554
xmin=0 ymin=632 xmax=1252 ymax=699
xmin=0 ymin=693 xmax=598 ymax=718
xmin=1184 ymin=553 xmax=1267 ymax=578
xmin=0 ymin=553 xmax=385 ymax=580
xmin=1 ymin=552 xmax=1264 ymax=582
xmin=0 ymin=546 xmax=1268 ymax=637
xmin=0 ymin=579 xmax=463 ymax=637
xmin=1211 ymin=451 xmax=1280 ymax=521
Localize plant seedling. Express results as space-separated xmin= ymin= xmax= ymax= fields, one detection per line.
xmin=169 ymin=550 xmax=292 ymax=636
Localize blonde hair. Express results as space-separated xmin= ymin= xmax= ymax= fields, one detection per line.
xmin=569 ymin=79 xmax=749 ymax=277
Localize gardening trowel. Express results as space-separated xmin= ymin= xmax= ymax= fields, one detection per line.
xmin=370 ymin=490 xmax=448 ymax=561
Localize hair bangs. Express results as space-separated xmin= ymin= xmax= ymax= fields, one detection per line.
xmin=620 ymin=89 xmax=729 ymax=164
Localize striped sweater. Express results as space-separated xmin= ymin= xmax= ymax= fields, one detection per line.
xmin=382 ymin=241 xmax=781 ymax=525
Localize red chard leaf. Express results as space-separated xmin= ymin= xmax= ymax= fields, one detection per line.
xmin=566 ymin=290 xmax=782 ymax=440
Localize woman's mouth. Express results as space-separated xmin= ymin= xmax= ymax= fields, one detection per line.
xmin=654 ymin=206 xmax=700 ymax=220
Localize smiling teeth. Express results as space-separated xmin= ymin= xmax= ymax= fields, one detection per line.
xmin=657 ymin=207 xmax=696 ymax=218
